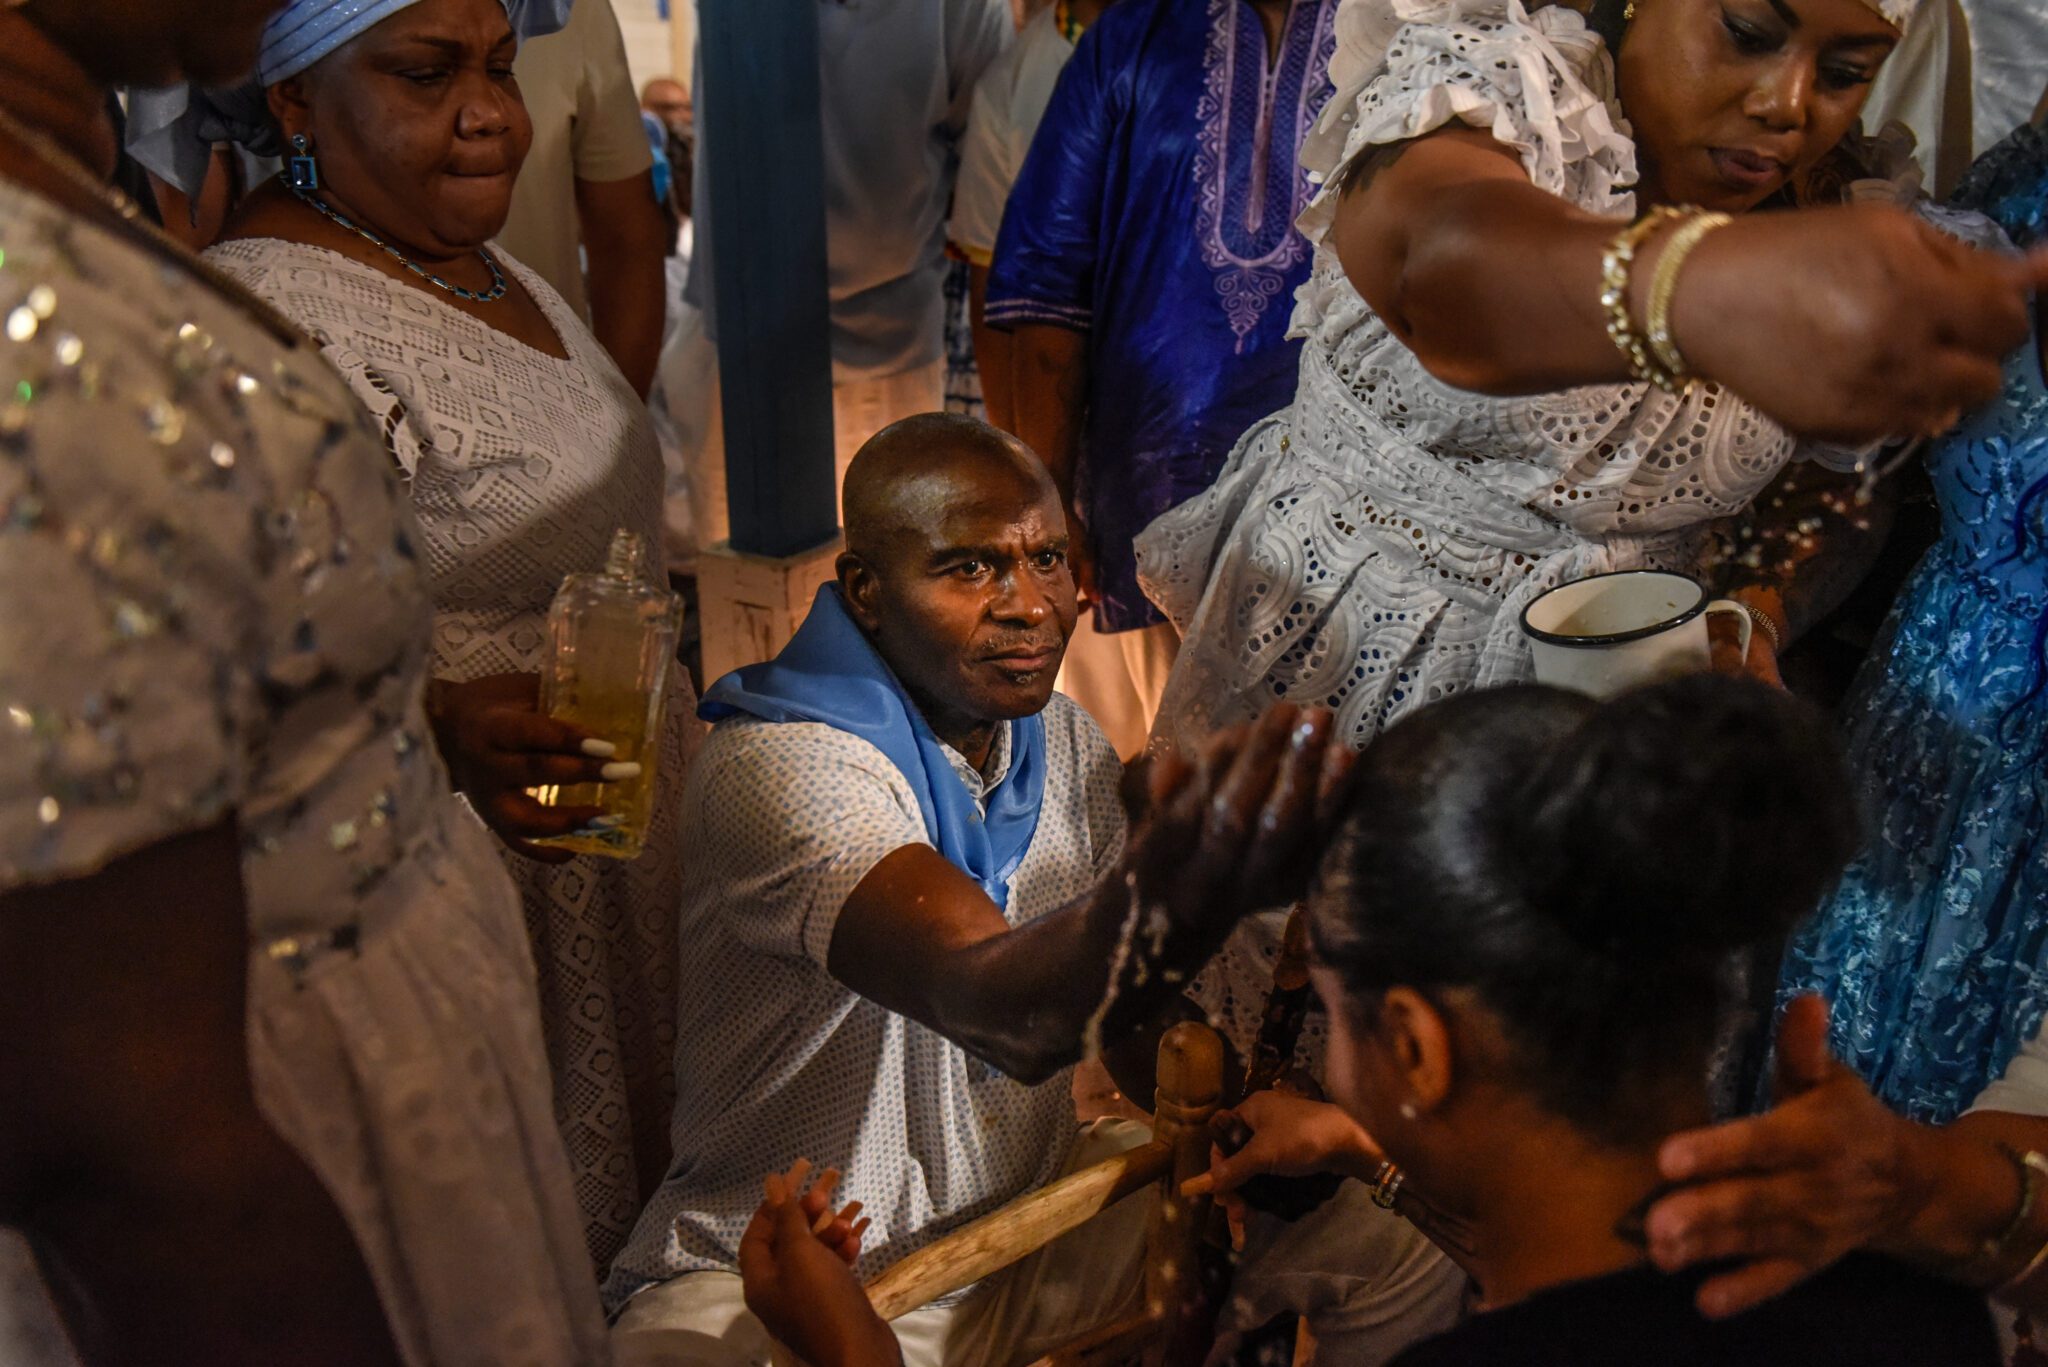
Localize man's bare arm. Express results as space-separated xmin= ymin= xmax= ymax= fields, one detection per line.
xmin=827 ymin=706 xmax=1344 ymax=1083
xmin=576 ymin=169 xmax=668 ymax=397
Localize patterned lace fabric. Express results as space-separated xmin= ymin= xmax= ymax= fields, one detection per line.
xmin=1774 ymin=125 xmax=2048 ymax=1126
xmin=1135 ymin=0 xmax=1811 ymax=757
xmin=206 ymin=237 xmax=704 ymax=1268
xmin=1193 ymin=0 xmax=1338 ymax=350
xmin=0 ymin=185 xmax=605 ymax=1365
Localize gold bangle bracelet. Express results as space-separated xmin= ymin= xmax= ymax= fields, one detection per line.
xmin=1992 ymin=1150 xmax=2048 ymax=1259
xmin=1600 ymin=205 xmax=1688 ymax=392
xmin=1645 ymin=210 xmax=1731 ymax=387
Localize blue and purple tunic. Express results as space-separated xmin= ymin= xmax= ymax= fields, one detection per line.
xmin=987 ymin=0 xmax=1337 ymax=633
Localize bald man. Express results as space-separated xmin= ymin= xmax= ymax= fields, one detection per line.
xmin=641 ymin=77 xmax=692 ymax=142
xmin=607 ymin=414 xmax=1343 ymax=1365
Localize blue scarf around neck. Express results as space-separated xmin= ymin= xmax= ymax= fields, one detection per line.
xmin=699 ymin=585 xmax=1047 ymax=909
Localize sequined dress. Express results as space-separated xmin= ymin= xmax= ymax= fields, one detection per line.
xmin=206 ymin=237 xmax=703 ymax=1269
xmin=0 ymin=183 xmax=607 ymax=1365
xmin=1775 ymin=124 xmax=2048 ymax=1126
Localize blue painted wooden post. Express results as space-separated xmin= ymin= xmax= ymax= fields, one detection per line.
xmin=698 ymin=0 xmax=839 ymax=558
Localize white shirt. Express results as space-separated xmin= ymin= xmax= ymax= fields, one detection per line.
xmin=949 ymin=5 xmax=1078 ymax=264
xmin=498 ymin=0 xmax=654 ymax=322
xmin=605 ymin=693 xmax=1126 ymax=1312
xmin=690 ymin=0 xmax=1013 ymax=380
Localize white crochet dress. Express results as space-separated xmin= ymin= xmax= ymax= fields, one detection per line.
xmin=1136 ymin=0 xmax=1808 ymax=758
xmin=207 ymin=239 xmax=703 ymax=1271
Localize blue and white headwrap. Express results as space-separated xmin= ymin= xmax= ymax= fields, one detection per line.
xmin=127 ymin=0 xmax=572 ymax=196
xmin=257 ymin=0 xmax=571 ymax=86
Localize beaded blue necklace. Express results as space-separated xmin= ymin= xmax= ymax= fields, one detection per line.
xmin=286 ymin=178 xmax=508 ymax=304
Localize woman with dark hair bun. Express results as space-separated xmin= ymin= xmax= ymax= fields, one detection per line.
xmin=721 ymin=677 xmax=2002 ymax=1364
xmin=1191 ymin=675 xmax=1999 ymax=1365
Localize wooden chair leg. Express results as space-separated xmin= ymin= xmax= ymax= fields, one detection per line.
xmin=1026 ymin=1311 xmax=1159 ymax=1367
xmin=1143 ymin=1022 xmax=1224 ymax=1367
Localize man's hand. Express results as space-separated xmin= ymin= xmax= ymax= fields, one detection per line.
xmin=1130 ymin=703 xmax=1355 ymax=939
xmin=425 ymin=673 xmax=635 ymax=862
xmin=828 ymin=703 xmax=1353 ymax=1087
xmin=739 ymin=1161 xmax=900 ymax=1367
xmin=1646 ymin=995 xmax=1922 ymax=1317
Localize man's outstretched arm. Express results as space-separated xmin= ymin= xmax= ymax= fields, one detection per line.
xmin=827 ymin=705 xmax=1347 ymax=1084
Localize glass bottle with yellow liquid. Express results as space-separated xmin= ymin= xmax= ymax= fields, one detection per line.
xmin=529 ymin=529 xmax=680 ymax=859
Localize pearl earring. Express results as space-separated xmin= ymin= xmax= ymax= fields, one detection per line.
xmin=1624 ymin=0 xmax=1637 ymax=17
xmin=1399 ymin=1101 xmax=1418 ymax=1121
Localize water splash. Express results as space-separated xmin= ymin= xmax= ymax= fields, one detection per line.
xmin=1080 ymin=870 xmax=1146 ymax=1064
xmin=1080 ymin=870 xmax=1187 ymax=1062
xmin=1854 ymin=435 xmax=1927 ymax=506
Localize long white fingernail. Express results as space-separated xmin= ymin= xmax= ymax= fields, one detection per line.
xmin=600 ymin=762 xmax=642 ymax=782
xmin=579 ymin=739 xmax=618 ymax=758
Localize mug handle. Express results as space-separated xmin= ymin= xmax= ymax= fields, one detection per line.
xmin=1704 ymin=599 xmax=1754 ymax=664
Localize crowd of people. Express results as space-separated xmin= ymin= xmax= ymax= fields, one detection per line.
xmin=2 ymin=0 xmax=2047 ymax=1364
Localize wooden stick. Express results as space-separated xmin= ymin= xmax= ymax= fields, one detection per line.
xmin=863 ymin=1141 xmax=1172 ymax=1321
xmin=1143 ymin=1023 xmax=1225 ymax=1367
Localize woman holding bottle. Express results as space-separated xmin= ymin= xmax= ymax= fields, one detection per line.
xmin=149 ymin=0 xmax=703 ymax=1269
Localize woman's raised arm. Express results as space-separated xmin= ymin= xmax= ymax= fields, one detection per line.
xmin=1333 ymin=125 xmax=2045 ymax=442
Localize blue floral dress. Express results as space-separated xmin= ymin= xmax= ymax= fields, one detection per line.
xmin=1776 ymin=124 xmax=2048 ymax=1125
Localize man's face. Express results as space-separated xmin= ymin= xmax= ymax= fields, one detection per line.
xmin=847 ymin=463 xmax=1078 ymax=734
xmin=642 ymin=79 xmax=692 ymax=139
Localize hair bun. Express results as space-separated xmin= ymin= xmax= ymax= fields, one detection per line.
xmin=1510 ymin=676 xmax=1858 ymax=961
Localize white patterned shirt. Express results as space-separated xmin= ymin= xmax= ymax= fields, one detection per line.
xmin=605 ymin=693 xmax=1126 ymax=1313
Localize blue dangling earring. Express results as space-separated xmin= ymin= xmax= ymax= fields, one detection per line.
xmin=288 ymin=133 xmax=319 ymax=193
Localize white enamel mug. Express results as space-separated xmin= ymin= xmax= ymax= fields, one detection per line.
xmin=1519 ymin=570 xmax=1751 ymax=698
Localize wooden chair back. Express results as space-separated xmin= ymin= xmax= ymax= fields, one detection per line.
xmin=861 ymin=1022 xmax=1226 ymax=1367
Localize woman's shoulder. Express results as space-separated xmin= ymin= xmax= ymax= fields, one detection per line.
xmin=0 ymin=181 xmax=327 ymax=419
xmin=203 ymin=233 xmax=372 ymax=298
xmin=0 ymin=178 xmax=219 ymax=333
xmin=1301 ymin=0 xmax=1635 ymax=240
xmin=1387 ymin=1254 xmax=1998 ymax=1367
xmin=1325 ymin=0 xmax=1620 ymax=108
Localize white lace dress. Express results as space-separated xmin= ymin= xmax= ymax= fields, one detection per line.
xmin=0 ymin=184 xmax=605 ymax=1365
xmin=208 ymin=238 xmax=703 ymax=1270
xmin=1139 ymin=0 xmax=1835 ymax=1062
xmin=1136 ymin=0 xmax=1811 ymax=757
